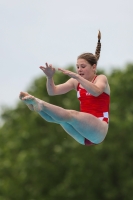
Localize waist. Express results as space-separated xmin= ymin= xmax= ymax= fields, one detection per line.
xmin=80 ymin=108 xmax=109 ymax=124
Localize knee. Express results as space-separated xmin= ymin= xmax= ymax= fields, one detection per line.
xmin=66 ymin=110 xmax=79 ymax=122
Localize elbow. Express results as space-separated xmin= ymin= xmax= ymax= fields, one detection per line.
xmin=92 ymin=90 xmax=102 ymax=97
xmin=93 ymin=93 xmax=100 ymax=97
xmin=48 ymin=92 xmax=55 ymax=96
xmin=47 ymin=89 xmax=58 ymax=96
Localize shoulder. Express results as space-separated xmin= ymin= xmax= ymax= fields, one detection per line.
xmin=95 ymin=74 xmax=109 ymax=84
xmin=95 ymin=74 xmax=108 ymax=81
xmin=95 ymin=74 xmax=110 ymax=95
xmin=69 ymin=78 xmax=78 ymax=90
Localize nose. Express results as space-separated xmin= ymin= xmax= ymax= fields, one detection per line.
xmin=78 ymin=67 xmax=82 ymax=72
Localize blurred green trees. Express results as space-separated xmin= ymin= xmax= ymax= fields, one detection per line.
xmin=0 ymin=64 xmax=133 ymax=200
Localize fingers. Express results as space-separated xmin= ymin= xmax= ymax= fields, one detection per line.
xmin=39 ymin=66 xmax=45 ymax=73
xmin=58 ymin=68 xmax=68 ymax=73
xmin=45 ymin=62 xmax=48 ymax=67
xmin=40 ymin=63 xmax=49 ymax=68
xmin=40 ymin=66 xmax=45 ymax=70
xmin=40 ymin=63 xmax=53 ymax=71
xmin=45 ymin=62 xmax=52 ymax=68
xmin=58 ymin=68 xmax=64 ymax=72
xmin=58 ymin=68 xmax=70 ymax=75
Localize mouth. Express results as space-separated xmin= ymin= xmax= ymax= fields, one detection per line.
xmin=79 ymin=73 xmax=84 ymax=76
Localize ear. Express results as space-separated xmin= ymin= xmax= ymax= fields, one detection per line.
xmin=92 ymin=64 xmax=97 ymax=73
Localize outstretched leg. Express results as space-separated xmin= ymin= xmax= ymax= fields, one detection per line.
xmin=19 ymin=92 xmax=85 ymax=144
xmin=19 ymin=92 xmax=59 ymax=123
xmin=20 ymin=92 xmax=108 ymax=144
xmin=60 ymin=122 xmax=85 ymax=145
xmin=19 ymin=92 xmax=34 ymax=111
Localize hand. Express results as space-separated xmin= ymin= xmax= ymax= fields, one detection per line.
xmin=40 ymin=63 xmax=55 ymax=78
xmin=58 ymin=68 xmax=79 ymax=79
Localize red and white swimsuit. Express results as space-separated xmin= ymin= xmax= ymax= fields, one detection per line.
xmin=77 ymin=77 xmax=110 ymax=145
xmin=77 ymin=83 xmax=110 ymax=123
xmin=77 ymin=76 xmax=110 ymax=123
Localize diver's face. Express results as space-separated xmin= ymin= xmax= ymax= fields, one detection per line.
xmin=76 ymin=59 xmax=96 ymax=81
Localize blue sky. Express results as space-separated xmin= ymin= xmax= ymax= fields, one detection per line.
xmin=0 ymin=0 xmax=133 ymax=108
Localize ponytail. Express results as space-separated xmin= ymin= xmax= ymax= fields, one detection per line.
xmin=95 ymin=30 xmax=101 ymax=61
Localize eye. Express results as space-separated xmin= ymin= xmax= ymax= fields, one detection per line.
xmin=81 ymin=65 xmax=86 ymax=68
xmin=76 ymin=65 xmax=79 ymax=69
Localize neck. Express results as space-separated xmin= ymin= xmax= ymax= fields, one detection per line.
xmin=89 ymin=74 xmax=96 ymax=82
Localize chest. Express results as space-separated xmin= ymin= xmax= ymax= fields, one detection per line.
xmin=77 ymin=87 xmax=92 ymax=98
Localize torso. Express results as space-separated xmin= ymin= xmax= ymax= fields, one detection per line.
xmin=74 ymin=75 xmax=110 ymax=123
xmin=73 ymin=75 xmax=110 ymax=95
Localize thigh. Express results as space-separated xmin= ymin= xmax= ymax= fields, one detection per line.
xmin=68 ymin=110 xmax=109 ymax=144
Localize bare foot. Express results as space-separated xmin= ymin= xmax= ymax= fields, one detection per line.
xmin=19 ymin=92 xmax=34 ymax=111
xmin=20 ymin=92 xmax=44 ymax=112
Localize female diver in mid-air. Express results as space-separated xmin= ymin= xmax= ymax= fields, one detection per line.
xmin=19 ymin=31 xmax=110 ymax=146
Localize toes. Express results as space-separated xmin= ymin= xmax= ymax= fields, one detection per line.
xmin=22 ymin=96 xmax=32 ymax=100
xmin=22 ymin=95 xmax=35 ymax=105
xmin=21 ymin=92 xmax=29 ymax=96
xmin=19 ymin=91 xmax=30 ymax=99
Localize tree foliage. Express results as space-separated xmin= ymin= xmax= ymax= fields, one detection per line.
xmin=0 ymin=64 xmax=133 ymax=200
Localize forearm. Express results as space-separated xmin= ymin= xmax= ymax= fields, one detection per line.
xmin=58 ymin=68 xmax=107 ymax=96
xmin=76 ymin=75 xmax=101 ymax=96
xmin=46 ymin=77 xmax=57 ymax=96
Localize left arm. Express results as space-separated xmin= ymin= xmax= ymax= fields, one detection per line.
xmin=76 ymin=74 xmax=108 ymax=96
xmin=58 ymin=69 xmax=108 ymax=96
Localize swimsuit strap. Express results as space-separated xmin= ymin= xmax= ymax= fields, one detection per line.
xmin=77 ymin=75 xmax=97 ymax=90
xmin=91 ymin=75 xmax=97 ymax=83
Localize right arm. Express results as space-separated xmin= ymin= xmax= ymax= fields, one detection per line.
xmin=40 ymin=63 xmax=76 ymax=96
xmin=46 ymin=77 xmax=75 ymax=96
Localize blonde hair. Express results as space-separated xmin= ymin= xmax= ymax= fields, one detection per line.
xmin=77 ymin=30 xmax=101 ymax=65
